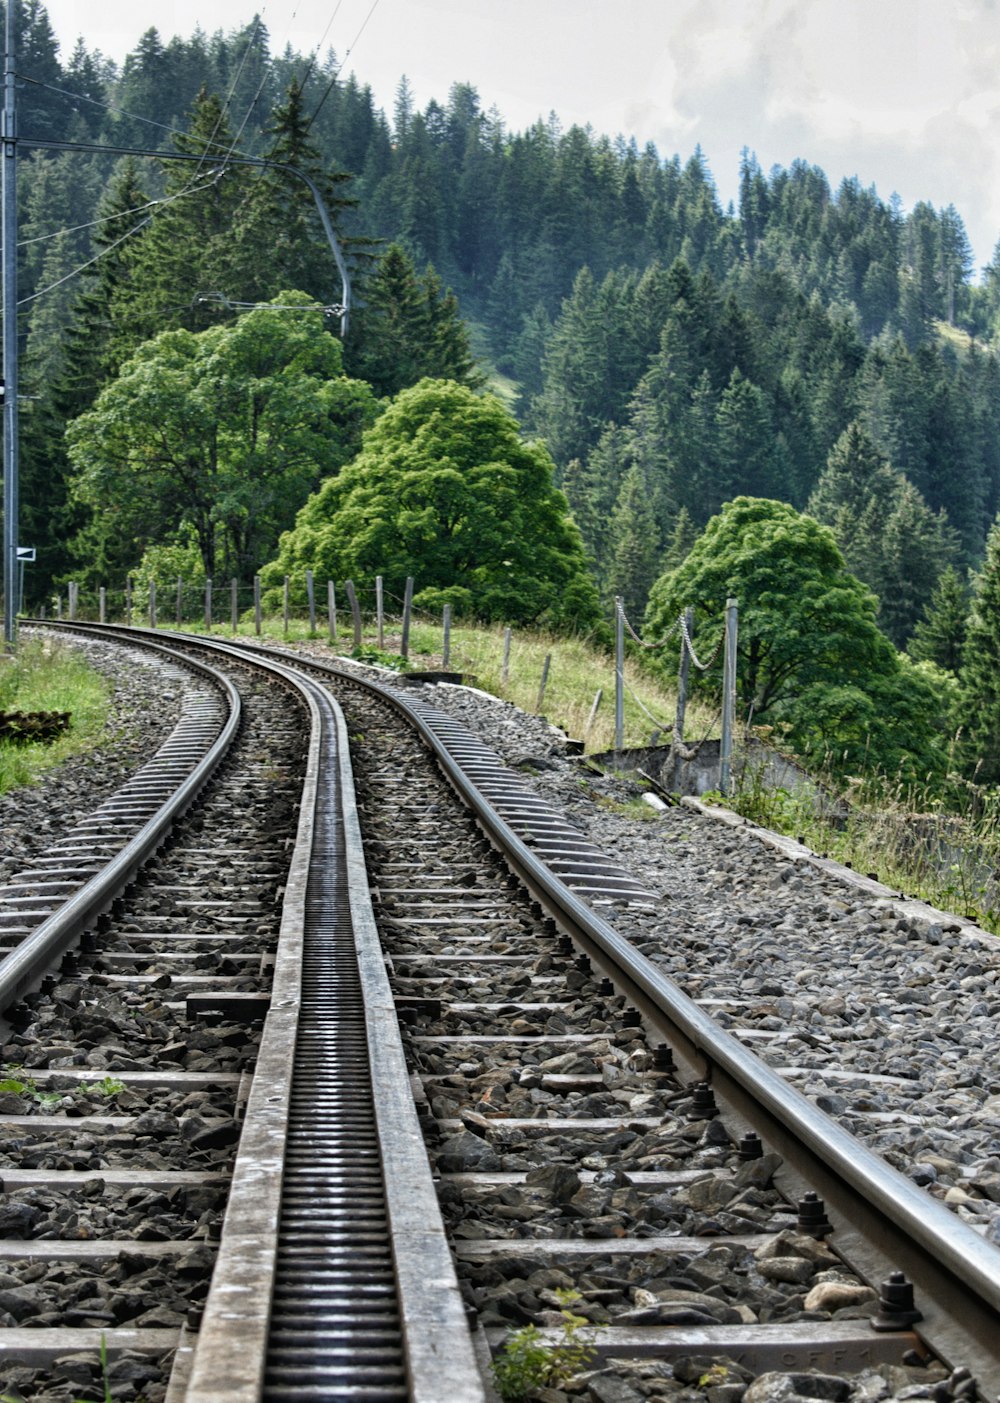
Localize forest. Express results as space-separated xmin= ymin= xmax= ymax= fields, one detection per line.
xmin=5 ymin=0 xmax=1000 ymax=783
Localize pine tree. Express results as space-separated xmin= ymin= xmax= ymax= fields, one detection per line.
xmin=346 ymin=244 xmax=480 ymax=397
xmin=808 ymin=421 xmax=957 ymax=643
xmin=606 ymin=463 xmax=660 ymax=621
xmin=959 ymin=517 xmax=1000 ymax=782
xmin=107 ymin=90 xmax=247 ymax=348
xmin=57 ymin=159 xmax=153 ymax=414
xmin=808 ymin=421 xmax=902 ymax=584
xmin=660 ymin=506 xmax=698 ymax=574
xmin=223 ymin=78 xmax=358 ymax=309
xmin=876 ymin=482 xmax=959 ymax=646
xmin=908 ymin=564 xmax=967 ymax=673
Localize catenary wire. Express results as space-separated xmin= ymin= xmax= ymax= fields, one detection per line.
xmin=304 ymin=0 xmax=382 ymax=135
xmin=15 ymin=171 xmax=229 ymax=308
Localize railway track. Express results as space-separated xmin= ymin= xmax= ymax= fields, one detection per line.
xmin=0 ymin=622 xmax=997 ymax=1402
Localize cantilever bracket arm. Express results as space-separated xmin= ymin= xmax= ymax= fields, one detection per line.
xmin=17 ymin=137 xmax=352 ymax=335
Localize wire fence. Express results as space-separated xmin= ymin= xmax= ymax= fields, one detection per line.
xmin=26 ymin=572 xmax=739 ymax=780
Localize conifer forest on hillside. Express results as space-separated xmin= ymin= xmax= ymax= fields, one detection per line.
xmin=7 ymin=1 xmax=1000 ymax=788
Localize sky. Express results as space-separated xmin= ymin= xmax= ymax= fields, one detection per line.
xmin=41 ymin=0 xmax=1000 ymax=276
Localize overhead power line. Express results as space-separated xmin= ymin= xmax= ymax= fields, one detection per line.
xmin=304 ymin=0 xmax=382 ymax=135
xmin=16 ymin=170 xmax=226 ymax=304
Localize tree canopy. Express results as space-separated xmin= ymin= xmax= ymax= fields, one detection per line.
xmin=261 ymin=378 xmax=600 ymax=629
xmin=644 ymin=497 xmax=948 ymax=777
xmin=65 ymin=295 xmax=376 ymax=582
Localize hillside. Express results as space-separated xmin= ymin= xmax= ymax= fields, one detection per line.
xmin=5 ymin=2 xmax=1000 ymax=658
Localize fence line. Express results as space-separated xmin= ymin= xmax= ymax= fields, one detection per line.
xmin=34 ymin=573 xmax=737 ymax=776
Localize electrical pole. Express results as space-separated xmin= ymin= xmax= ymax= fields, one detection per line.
xmin=2 ymin=0 xmax=17 ymax=648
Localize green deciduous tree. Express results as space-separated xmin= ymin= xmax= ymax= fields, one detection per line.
xmin=65 ymin=295 xmax=376 ymax=584
xmin=261 ymin=378 xmax=600 ymax=629
xmin=644 ymin=496 xmax=947 ymax=777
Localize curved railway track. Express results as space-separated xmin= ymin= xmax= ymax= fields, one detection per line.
xmin=0 ymin=621 xmax=997 ymax=1402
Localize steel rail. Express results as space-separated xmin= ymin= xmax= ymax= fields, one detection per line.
xmin=0 ymin=626 xmax=240 ymax=1012
xmin=179 ymin=641 xmax=481 ymax=1402
xmin=26 ymin=623 xmax=481 ymax=1401
xmin=311 ymin=664 xmax=1000 ymax=1391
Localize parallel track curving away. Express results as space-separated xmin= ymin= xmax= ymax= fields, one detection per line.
xmin=220 ymin=630 xmax=1000 ymax=1392
xmin=5 ymin=621 xmax=1000 ymax=1398
xmin=4 ymin=622 xmax=479 ymax=1402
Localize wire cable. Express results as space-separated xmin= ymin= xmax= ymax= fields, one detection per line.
xmin=17 ymin=173 xmax=223 ymax=248
xmin=297 ymin=1 xmax=346 ymax=94
xmin=16 ymin=212 xmax=153 ymax=307
xmin=304 ymin=0 xmax=382 ymax=135
xmin=16 ymin=73 xmax=231 ymax=148
xmin=16 ymin=170 xmax=228 ymax=307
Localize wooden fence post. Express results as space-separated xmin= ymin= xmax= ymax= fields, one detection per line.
xmin=283 ymin=576 xmax=290 ymax=637
xmin=501 ymin=627 xmax=511 ymax=686
xmin=327 ymin=580 xmax=337 ymax=642
xmin=175 ymin=576 xmax=183 ymax=627
xmin=442 ymin=604 xmax=451 ymax=667
xmin=231 ymin=578 xmax=239 ymax=634
xmin=254 ymin=575 xmax=261 ymax=636
xmin=376 ymin=575 xmax=384 ymax=649
xmin=125 ymin=577 xmax=132 ymax=627
xmin=99 ymin=586 xmax=106 ymax=624
xmin=345 ymin=579 xmax=363 ymax=648
xmin=306 ymin=569 xmax=316 ymax=634
xmin=400 ymin=576 xmax=414 ymax=660
xmin=535 ymin=654 xmax=551 ymax=714
xmin=583 ymin=688 xmax=602 ymax=742
xmin=68 ymin=581 xmax=77 ymax=621
xmin=149 ymin=579 xmax=157 ymax=630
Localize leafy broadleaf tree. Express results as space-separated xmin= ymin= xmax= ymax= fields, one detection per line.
xmin=64 ymin=295 xmax=376 ymax=584
xmin=261 ymin=378 xmax=600 ymax=629
xmin=644 ymin=496 xmax=948 ymax=777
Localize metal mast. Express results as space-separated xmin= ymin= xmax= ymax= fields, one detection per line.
xmin=2 ymin=0 xmax=17 ymax=646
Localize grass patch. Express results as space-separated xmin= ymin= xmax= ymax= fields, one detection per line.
xmin=385 ymin=618 xmax=716 ymax=754
xmin=0 ymin=640 xmax=110 ymax=795
xmin=153 ymin=610 xmax=715 ymax=754
xmin=721 ymin=738 xmax=1000 ymax=933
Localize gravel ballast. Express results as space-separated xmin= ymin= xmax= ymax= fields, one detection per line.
xmin=390 ymin=675 xmax=1000 ymax=1255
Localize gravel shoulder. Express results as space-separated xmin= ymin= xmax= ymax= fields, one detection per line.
xmin=0 ymin=637 xmax=189 ymax=879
